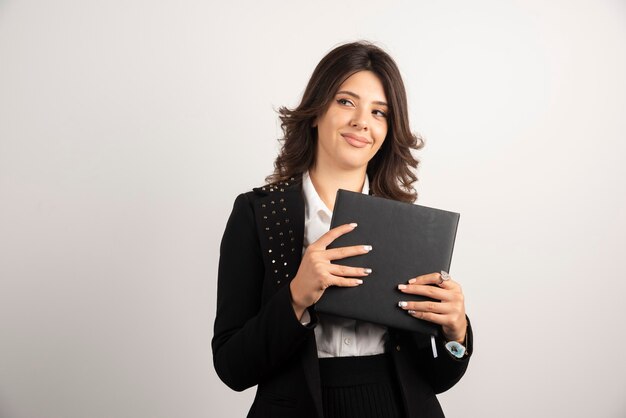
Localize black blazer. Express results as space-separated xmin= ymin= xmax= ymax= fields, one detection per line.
xmin=212 ymin=178 xmax=472 ymax=418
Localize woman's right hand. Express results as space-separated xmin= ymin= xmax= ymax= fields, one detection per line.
xmin=289 ymin=223 xmax=372 ymax=319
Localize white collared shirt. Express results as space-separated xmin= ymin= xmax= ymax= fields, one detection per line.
xmin=301 ymin=171 xmax=387 ymax=358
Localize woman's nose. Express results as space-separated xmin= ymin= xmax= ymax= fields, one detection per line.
xmin=350 ymin=115 xmax=368 ymax=130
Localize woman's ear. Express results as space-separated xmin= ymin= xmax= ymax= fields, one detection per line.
xmin=311 ymin=117 xmax=318 ymax=128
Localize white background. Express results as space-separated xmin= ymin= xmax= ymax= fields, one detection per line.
xmin=1 ymin=0 xmax=625 ymax=417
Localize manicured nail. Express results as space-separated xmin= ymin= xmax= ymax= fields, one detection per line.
xmin=363 ymin=245 xmax=372 ymax=251
xmin=408 ymin=278 xmax=416 ymax=284
xmin=364 ymin=268 xmax=372 ymax=274
xmin=349 ymin=223 xmax=358 ymax=228
xmin=398 ymin=301 xmax=408 ymax=308
xmin=408 ymin=310 xmax=416 ymax=315
xmin=356 ymin=279 xmax=363 ymax=284
xmin=398 ymin=284 xmax=407 ymax=290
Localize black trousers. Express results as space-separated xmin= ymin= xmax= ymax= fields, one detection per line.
xmin=319 ymin=354 xmax=406 ymax=418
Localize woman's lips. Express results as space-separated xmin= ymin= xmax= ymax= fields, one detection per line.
xmin=341 ymin=133 xmax=370 ymax=148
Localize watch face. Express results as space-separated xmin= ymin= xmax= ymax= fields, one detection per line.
xmin=445 ymin=341 xmax=466 ymax=359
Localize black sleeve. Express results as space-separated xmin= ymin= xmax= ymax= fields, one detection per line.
xmin=408 ymin=316 xmax=473 ymax=394
xmin=211 ymin=193 xmax=315 ymax=392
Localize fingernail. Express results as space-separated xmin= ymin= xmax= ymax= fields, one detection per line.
xmin=363 ymin=245 xmax=372 ymax=251
xmin=398 ymin=284 xmax=407 ymax=290
xmin=398 ymin=301 xmax=408 ymax=308
xmin=364 ymin=268 xmax=372 ymax=274
xmin=349 ymin=223 xmax=358 ymax=228
xmin=408 ymin=310 xmax=416 ymax=315
xmin=408 ymin=278 xmax=416 ymax=284
xmin=356 ymin=279 xmax=363 ymax=284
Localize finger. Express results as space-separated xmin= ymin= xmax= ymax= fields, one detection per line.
xmin=312 ymin=223 xmax=358 ymax=249
xmin=407 ymin=272 xmax=444 ymax=285
xmin=329 ymin=264 xmax=372 ymax=278
xmin=397 ymin=283 xmax=449 ymax=301
xmin=326 ymin=275 xmax=364 ymax=288
xmin=408 ymin=272 xmax=458 ymax=289
xmin=406 ymin=310 xmax=446 ymax=326
xmin=325 ymin=244 xmax=372 ymax=261
xmin=398 ymin=300 xmax=451 ymax=315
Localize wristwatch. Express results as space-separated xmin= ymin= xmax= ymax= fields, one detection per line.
xmin=445 ymin=340 xmax=467 ymax=359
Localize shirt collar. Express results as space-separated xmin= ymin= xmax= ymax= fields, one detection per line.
xmin=302 ymin=171 xmax=369 ymax=219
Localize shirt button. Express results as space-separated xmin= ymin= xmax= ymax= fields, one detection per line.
xmin=344 ymin=337 xmax=352 ymax=346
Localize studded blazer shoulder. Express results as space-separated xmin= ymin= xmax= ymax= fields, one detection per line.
xmin=212 ymin=177 xmax=472 ymax=418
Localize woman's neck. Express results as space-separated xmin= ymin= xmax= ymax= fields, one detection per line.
xmin=309 ymin=164 xmax=367 ymax=212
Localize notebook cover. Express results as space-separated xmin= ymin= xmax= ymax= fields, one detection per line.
xmin=314 ymin=189 xmax=460 ymax=336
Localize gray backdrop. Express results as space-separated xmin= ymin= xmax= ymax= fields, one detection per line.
xmin=1 ymin=0 xmax=625 ymax=417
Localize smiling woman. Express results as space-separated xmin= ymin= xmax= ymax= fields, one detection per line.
xmin=212 ymin=41 xmax=472 ymax=418
xmin=269 ymin=41 xmax=423 ymax=204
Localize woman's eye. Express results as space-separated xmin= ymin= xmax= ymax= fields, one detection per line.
xmin=373 ymin=109 xmax=387 ymax=118
xmin=337 ymin=98 xmax=353 ymax=106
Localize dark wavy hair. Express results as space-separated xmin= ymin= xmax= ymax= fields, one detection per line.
xmin=267 ymin=41 xmax=424 ymax=203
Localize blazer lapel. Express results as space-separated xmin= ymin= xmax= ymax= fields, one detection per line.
xmin=253 ymin=179 xmax=305 ymax=296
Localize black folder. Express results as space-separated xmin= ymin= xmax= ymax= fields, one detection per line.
xmin=314 ymin=189 xmax=460 ymax=335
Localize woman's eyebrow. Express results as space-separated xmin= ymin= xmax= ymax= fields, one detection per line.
xmin=336 ymin=90 xmax=388 ymax=107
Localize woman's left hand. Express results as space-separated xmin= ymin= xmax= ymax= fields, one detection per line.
xmin=397 ymin=272 xmax=467 ymax=343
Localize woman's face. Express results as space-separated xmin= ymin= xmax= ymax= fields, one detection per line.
xmin=313 ymin=70 xmax=388 ymax=172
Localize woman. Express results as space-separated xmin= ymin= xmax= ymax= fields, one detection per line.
xmin=212 ymin=41 xmax=472 ymax=418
